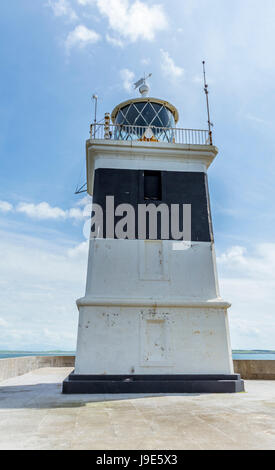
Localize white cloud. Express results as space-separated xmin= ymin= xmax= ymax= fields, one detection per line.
xmin=217 ymin=243 xmax=275 ymax=349
xmin=77 ymin=0 xmax=94 ymax=5
xmin=76 ymin=195 xmax=93 ymax=218
xmin=14 ymin=201 xmax=86 ymax=221
xmin=245 ymin=113 xmax=268 ymax=125
xmin=160 ymin=49 xmax=184 ymax=81
xmin=84 ymin=0 xmax=168 ymax=42
xmin=47 ymin=0 xmax=78 ymax=21
xmin=141 ymin=58 xmax=151 ymax=66
xmin=17 ymin=202 xmax=67 ymax=220
xmin=51 ymin=0 xmax=167 ymax=51
xmin=0 ymin=317 xmax=9 ymax=327
xmin=218 ymin=246 xmax=247 ymax=270
xmin=0 ymin=230 xmax=88 ymax=350
xmin=68 ymin=240 xmax=89 ymax=258
xmin=106 ymin=34 xmax=124 ymax=48
xmin=76 ymin=195 xmax=93 ymax=207
xmin=67 ymin=207 xmax=85 ymax=220
xmin=0 ymin=201 xmax=13 ymax=213
xmin=65 ymin=24 xmax=100 ymax=51
xmin=120 ymin=68 xmax=135 ymax=93
xmin=0 ymin=198 xmax=89 ymax=222
xmin=217 ymin=244 xmax=275 ymax=279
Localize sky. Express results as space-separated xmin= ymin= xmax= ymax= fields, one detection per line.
xmin=0 ymin=0 xmax=275 ymax=351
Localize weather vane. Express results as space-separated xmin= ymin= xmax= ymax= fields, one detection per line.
xmin=133 ymin=73 xmax=152 ymax=97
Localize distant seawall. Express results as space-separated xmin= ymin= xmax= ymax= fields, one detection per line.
xmin=0 ymin=356 xmax=75 ymax=382
xmin=233 ymin=360 xmax=275 ymax=380
xmin=0 ymin=356 xmax=275 ymax=382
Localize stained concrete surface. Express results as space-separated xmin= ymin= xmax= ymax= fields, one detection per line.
xmin=0 ymin=367 xmax=275 ymax=450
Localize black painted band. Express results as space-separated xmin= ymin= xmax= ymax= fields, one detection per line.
xmin=92 ymin=169 xmax=213 ymax=242
xmin=63 ymin=373 xmax=245 ymax=394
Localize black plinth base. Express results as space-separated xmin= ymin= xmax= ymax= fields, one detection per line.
xmin=62 ymin=372 xmax=245 ymax=394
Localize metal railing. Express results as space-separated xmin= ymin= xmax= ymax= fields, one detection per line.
xmin=90 ymin=123 xmax=212 ymax=145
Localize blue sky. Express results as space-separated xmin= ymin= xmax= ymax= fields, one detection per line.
xmin=0 ymin=0 xmax=275 ymax=350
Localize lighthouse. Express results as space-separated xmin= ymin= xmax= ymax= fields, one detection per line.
xmin=63 ymin=76 xmax=244 ymax=393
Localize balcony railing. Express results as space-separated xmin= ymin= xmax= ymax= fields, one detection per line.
xmin=90 ymin=123 xmax=212 ymax=145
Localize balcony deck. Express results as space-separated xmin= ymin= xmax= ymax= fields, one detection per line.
xmin=90 ymin=123 xmax=212 ymax=146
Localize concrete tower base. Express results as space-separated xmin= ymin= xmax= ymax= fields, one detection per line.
xmin=63 ymin=300 xmax=244 ymax=393
xmin=62 ymin=373 xmax=244 ymax=394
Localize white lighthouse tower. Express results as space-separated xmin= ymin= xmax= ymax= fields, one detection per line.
xmin=63 ymin=76 xmax=244 ymax=393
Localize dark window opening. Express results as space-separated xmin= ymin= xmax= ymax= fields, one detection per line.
xmin=144 ymin=170 xmax=162 ymax=200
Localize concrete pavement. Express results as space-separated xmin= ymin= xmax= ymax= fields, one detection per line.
xmin=0 ymin=367 xmax=275 ymax=450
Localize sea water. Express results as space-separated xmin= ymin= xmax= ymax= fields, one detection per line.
xmin=1 ymin=351 xmax=275 ymax=360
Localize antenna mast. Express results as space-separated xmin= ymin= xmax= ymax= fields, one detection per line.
xmin=92 ymin=94 xmax=98 ymax=139
xmin=202 ymin=61 xmax=213 ymax=145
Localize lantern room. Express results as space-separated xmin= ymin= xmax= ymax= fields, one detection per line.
xmin=111 ymin=97 xmax=179 ymax=142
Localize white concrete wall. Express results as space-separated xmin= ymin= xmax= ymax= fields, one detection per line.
xmin=75 ymin=306 xmax=233 ymax=375
xmin=85 ymin=239 xmax=219 ymax=302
